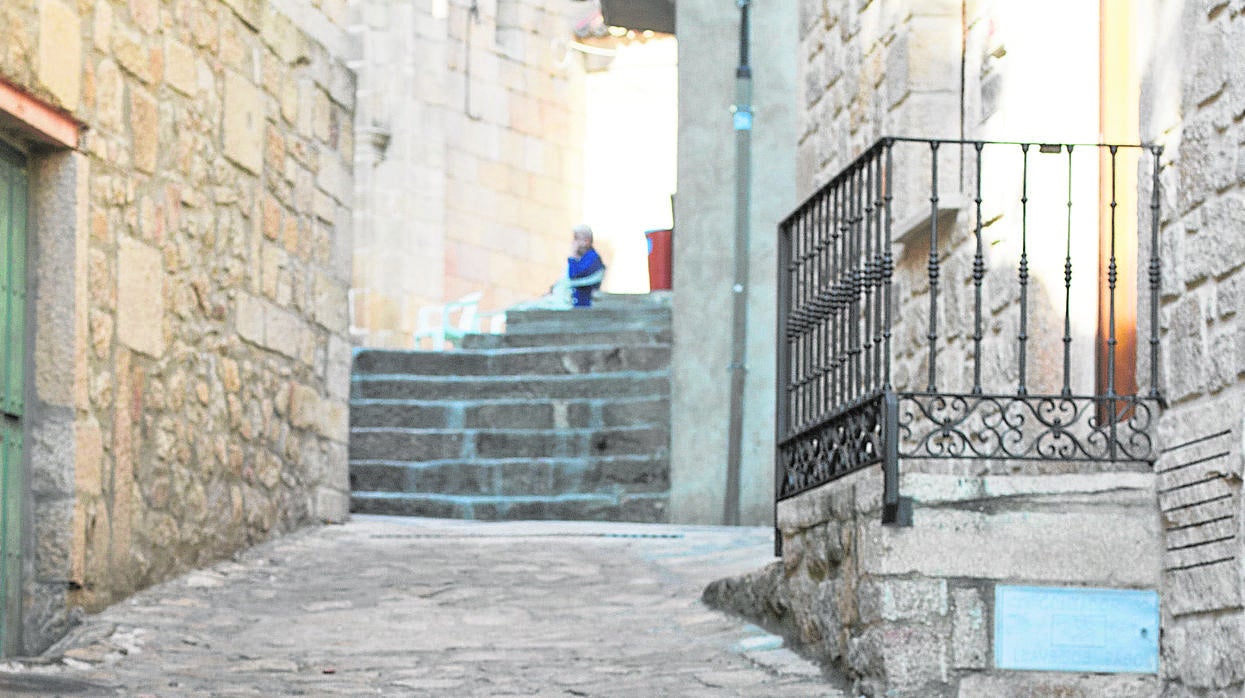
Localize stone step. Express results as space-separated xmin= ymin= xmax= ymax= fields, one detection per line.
xmin=349 ymin=425 xmax=669 ymax=462
xmin=351 ymin=371 xmax=669 ymax=401
xmin=503 ymin=308 xmax=671 ymax=336
xmin=350 ymin=396 xmax=670 ymax=430
xmin=352 ymin=344 xmax=671 ymax=377
xmin=459 ymin=328 xmax=671 ymax=349
xmin=349 ymin=455 xmax=669 ymax=496
xmin=590 ymin=291 xmax=672 ymax=310
xmin=505 ymin=305 xmax=671 ymax=325
xmin=350 ymin=491 xmax=669 ymax=522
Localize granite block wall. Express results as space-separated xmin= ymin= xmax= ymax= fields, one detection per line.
xmin=0 ymin=0 xmax=353 ymax=652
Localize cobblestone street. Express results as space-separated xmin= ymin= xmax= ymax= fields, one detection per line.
xmin=0 ymin=516 xmax=840 ymax=696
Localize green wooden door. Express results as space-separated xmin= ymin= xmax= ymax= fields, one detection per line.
xmin=0 ymin=141 xmax=27 ymax=656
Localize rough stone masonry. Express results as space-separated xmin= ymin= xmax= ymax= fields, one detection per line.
xmin=0 ymin=0 xmax=354 ymax=652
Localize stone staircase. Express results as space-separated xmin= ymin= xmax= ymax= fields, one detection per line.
xmin=349 ymin=293 xmax=672 ymax=522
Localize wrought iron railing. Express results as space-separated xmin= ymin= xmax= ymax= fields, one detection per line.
xmin=775 ymin=138 xmax=1165 ymax=526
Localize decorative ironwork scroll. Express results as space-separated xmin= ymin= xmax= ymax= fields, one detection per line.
xmin=896 ymin=393 xmax=1158 ymax=463
xmin=774 ymin=137 xmax=1165 ymax=527
xmin=777 ymin=393 xmax=885 ymax=500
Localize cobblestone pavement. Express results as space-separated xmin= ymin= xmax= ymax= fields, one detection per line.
xmin=0 ymin=516 xmax=844 ymax=697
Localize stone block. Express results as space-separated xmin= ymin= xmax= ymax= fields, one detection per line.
xmin=39 ymin=0 xmax=82 ymax=110
xmin=129 ymin=0 xmax=160 ymax=34
xmin=224 ymin=71 xmax=265 ymax=174
xmin=569 ymin=456 xmax=669 ymax=493
xmin=235 ymin=293 xmax=265 ymax=345
xmin=94 ymin=0 xmax=114 ymax=50
xmin=325 ymin=335 xmax=352 ymax=401
xmin=116 ymin=237 xmax=166 ymax=358
xmin=958 ymin=672 xmax=1160 ymax=698
xmin=165 ymin=38 xmax=197 ymax=96
xmin=858 ymin=503 xmax=1161 ymax=586
xmin=349 ymin=430 xmax=466 ymax=462
xmin=464 ymin=403 xmax=555 ymax=429
xmin=130 ymin=87 xmax=159 ymax=174
xmin=261 ymin=7 xmax=308 ymax=65
xmin=111 ymin=28 xmax=158 ymax=86
xmin=1167 ymin=560 xmax=1242 ymax=617
xmin=600 ymin=398 xmax=670 ymax=427
xmin=94 ymin=59 xmax=124 ymax=131
xmin=857 ymin=577 xmax=948 ymax=624
xmin=951 ymin=586 xmax=988 ymax=669
xmin=263 ymin=304 xmax=308 ymax=360
xmin=312 ymin=87 xmax=332 ymax=142
xmin=315 ymin=486 xmax=349 ymax=523
xmin=851 ymin=623 xmax=949 ymax=696
xmin=351 ymin=402 xmax=454 ymax=430
xmin=74 ymin=416 xmax=104 ymax=498
xmin=310 ymin=271 xmax=348 ymax=332
xmin=1164 ymin=611 xmax=1245 ymax=689
xmin=221 ymin=0 xmax=262 ymax=29
xmin=1187 ymin=195 xmax=1245 ymax=281
xmin=316 ymin=151 xmax=351 ymax=204
xmin=34 ymin=499 xmax=73 ymax=581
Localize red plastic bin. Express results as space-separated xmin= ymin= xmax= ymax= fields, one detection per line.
xmin=645 ymin=228 xmax=673 ymax=291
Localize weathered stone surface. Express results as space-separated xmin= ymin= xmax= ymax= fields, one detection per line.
xmin=164 ymin=38 xmax=197 ymax=96
xmin=129 ymin=86 xmax=159 ymax=174
xmin=857 ymin=577 xmax=947 ymax=624
xmin=116 ymin=237 xmax=166 ymax=358
xmin=958 ymin=672 xmax=1160 ymax=698
xmin=38 ymin=0 xmax=82 ymax=109
xmin=951 ymin=586 xmax=988 ymax=670
xmin=1167 ymin=561 xmax=1242 ymax=617
xmin=858 ymin=505 xmax=1161 ymax=586
xmin=223 ymin=70 xmax=265 ymax=174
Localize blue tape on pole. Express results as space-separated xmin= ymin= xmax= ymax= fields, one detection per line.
xmin=994 ymin=585 xmax=1159 ymax=673
xmin=733 ymin=110 xmax=753 ymax=131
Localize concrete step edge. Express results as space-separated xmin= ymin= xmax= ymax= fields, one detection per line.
xmin=351 ymin=490 xmax=672 ymax=500
xmin=352 ymin=370 xmax=669 ymax=383
xmin=350 ymin=395 xmax=671 ymax=407
xmin=350 ymin=454 xmax=670 ymax=468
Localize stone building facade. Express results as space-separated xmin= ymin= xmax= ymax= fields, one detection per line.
xmin=0 ymin=0 xmax=353 ymax=654
xmin=703 ymin=0 xmax=1245 ymax=695
xmin=348 ymin=0 xmax=591 ymax=347
xmin=1143 ymin=0 xmax=1245 ymax=692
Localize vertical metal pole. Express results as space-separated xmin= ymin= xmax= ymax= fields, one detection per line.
xmin=774 ymin=220 xmax=792 ymax=556
xmin=1062 ymin=145 xmax=1075 ymax=397
xmin=883 ymin=141 xmax=894 ymax=391
xmin=818 ymin=193 xmax=829 ymax=422
xmin=1018 ymin=144 xmax=1031 ymax=396
xmin=971 ymin=142 xmax=985 ymax=395
xmin=834 ymin=180 xmax=844 ymax=405
xmin=881 ymin=390 xmax=911 ymax=526
xmin=1148 ymin=145 xmax=1163 ymax=400
xmin=725 ymin=0 xmax=752 ymax=526
xmin=1107 ymin=145 xmax=1119 ymax=459
xmin=926 ymin=142 xmax=941 ymax=393
xmin=872 ymin=150 xmax=885 ymax=392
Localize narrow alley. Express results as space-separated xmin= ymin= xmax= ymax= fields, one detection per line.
xmin=0 ymin=517 xmax=839 ymax=696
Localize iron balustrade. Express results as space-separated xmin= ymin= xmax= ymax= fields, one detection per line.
xmin=775 ymin=138 xmax=1165 ymax=526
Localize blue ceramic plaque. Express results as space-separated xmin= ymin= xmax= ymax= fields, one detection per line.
xmin=994 ymin=585 xmax=1159 ymax=673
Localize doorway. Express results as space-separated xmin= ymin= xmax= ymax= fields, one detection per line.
xmin=0 ymin=139 xmax=27 ymax=656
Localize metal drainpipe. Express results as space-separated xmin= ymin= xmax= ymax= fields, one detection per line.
xmin=724 ymin=0 xmax=752 ymax=526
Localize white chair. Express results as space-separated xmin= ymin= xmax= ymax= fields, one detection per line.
xmin=413 ymin=291 xmax=483 ymax=350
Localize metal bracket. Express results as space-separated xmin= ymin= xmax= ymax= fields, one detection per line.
xmin=881 ymin=390 xmax=913 ymax=527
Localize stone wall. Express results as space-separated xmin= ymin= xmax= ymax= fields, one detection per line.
xmin=1140 ymin=0 xmax=1245 ymax=693
xmin=349 ymin=0 xmax=590 ymax=348
xmin=714 ymin=0 xmax=1245 ymax=693
xmin=708 ymin=467 xmax=1162 ymax=696
xmin=0 ymin=0 xmax=353 ymax=652
xmin=669 ymin=0 xmax=796 ymax=525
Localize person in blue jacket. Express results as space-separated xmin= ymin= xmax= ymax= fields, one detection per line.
xmin=567 ymin=224 xmax=605 ymax=308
